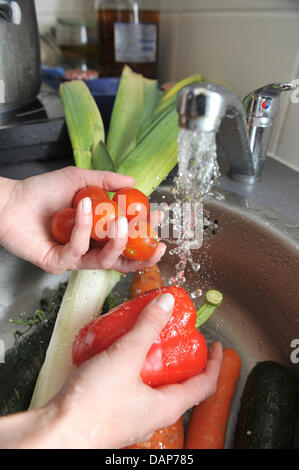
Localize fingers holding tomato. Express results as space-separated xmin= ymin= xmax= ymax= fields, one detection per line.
xmin=50 ymin=185 xmax=162 ymax=263
xmin=91 ymin=200 xmax=123 ymax=242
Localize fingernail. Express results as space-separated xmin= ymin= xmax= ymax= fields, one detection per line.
xmin=116 ymin=216 xmax=128 ymax=238
xmin=160 ymin=243 xmax=167 ymax=256
xmin=82 ymin=197 xmax=92 ymax=214
xmin=156 ymin=293 xmax=175 ymax=313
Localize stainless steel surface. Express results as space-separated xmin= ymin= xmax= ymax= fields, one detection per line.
xmin=153 ymin=186 xmax=299 ymax=448
xmin=0 ymin=254 xmax=70 ymax=354
xmin=177 ymin=83 xmax=227 ymax=132
xmin=0 ymin=0 xmax=41 ymax=113
xmin=0 ymin=155 xmax=298 ymax=448
xmin=177 ymin=82 xmax=292 ymax=183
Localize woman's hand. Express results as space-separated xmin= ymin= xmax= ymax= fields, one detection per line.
xmin=0 ymin=293 xmax=222 ymax=449
xmin=0 ymin=167 xmax=166 ymax=274
xmin=48 ymin=293 xmax=222 ymax=449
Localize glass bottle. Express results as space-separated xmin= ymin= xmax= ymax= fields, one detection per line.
xmin=95 ymin=0 xmax=160 ymax=79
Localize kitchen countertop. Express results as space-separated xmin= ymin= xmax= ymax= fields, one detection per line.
xmin=0 ymin=156 xmax=74 ymax=180
xmin=217 ymin=154 xmax=299 ymax=225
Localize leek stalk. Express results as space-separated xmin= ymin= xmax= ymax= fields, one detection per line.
xmin=30 ymin=270 xmax=121 ymax=408
xmin=196 ymin=290 xmax=223 ymax=329
xmin=107 ymin=65 xmax=144 ymax=167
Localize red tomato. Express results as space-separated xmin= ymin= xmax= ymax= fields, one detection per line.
xmin=113 ymin=187 xmax=149 ymax=222
xmin=51 ymin=208 xmax=76 ymax=244
xmin=73 ymin=186 xmax=110 ymax=209
xmin=91 ymin=200 xmax=122 ymax=242
xmin=123 ymin=222 xmax=159 ymax=261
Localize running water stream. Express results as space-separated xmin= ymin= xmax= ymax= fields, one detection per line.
xmin=167 ymin=128 xmax=220 ymax=291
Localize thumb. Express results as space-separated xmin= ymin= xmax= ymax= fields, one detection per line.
xmin=117 ymin=293 xmax=175 ymax=370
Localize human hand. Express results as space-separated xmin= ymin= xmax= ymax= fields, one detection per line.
xmin=44 ymin=293 xmax=223 ymax=449
xmin=0 ymin=167 xmax=166 ymax=274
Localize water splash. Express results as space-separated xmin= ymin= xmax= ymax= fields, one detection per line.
xmin=174 ymin=128 xmax=219 ymax=202
xmin=168 ymin=128 xmax=220 ymax=285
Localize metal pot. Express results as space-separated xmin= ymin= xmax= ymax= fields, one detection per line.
xmin=0 ymin=0 xmax=41 ymax=113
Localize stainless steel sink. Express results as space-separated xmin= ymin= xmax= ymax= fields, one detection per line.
xmin=151 ymin=185 xmax=299 ymax=448
xmin=0 ymin=157 xmax=298 ymax=448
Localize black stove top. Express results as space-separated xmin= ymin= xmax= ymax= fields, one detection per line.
xmin=0 ymin=86 xmax=73 ymax=164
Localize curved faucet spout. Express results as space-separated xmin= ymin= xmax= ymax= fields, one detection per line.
xmin=177 ymin=82 xmax=293 ymax=184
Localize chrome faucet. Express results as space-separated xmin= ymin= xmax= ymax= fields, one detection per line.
xmin=177 ymin=82 xmax=293 ymax=183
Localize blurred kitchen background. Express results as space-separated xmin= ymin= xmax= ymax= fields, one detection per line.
xmin=35 ymin=0 xmax=299 ymax=171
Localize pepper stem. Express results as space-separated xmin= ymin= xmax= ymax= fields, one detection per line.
xmin=195 ymin=289 xmax=223 ymax=329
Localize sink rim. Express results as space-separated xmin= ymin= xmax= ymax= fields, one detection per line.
xmin=157 ymin=183 xmax=299 ymax=253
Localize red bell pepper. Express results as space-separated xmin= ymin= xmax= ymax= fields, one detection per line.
xmin=72 ymin=286 xmax=222 ymax=387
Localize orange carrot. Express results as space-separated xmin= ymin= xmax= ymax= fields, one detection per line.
xmin=130 ymin=264 xmax=163 ymax=299
xmin=184 ymin=348 xmax=241 ymax=449
xmin=126 ymin=264 xmax=184 ymax=450
xmin=126 ymin=417 xmax=184 ymax=449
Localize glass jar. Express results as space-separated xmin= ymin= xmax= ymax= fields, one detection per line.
xmin=95 ymin=0 xmax=160 ymax=79
xmin=56 ymin=17 xmax=99 ymax=70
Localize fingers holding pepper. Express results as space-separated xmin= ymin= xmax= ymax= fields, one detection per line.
xmin=156 ymin=342 xmax=223 ymax=424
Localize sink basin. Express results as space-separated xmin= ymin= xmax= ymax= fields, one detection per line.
xmin=150 ymin=185 xmax=299 ymax=448
xmin=0 ymin=184 xmax=298 ymax=448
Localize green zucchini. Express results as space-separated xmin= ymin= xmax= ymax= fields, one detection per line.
xmin=0 ymin=314 xmax=57 ymax=416
xmin=0 ymin=283 xmax=67 ymax=416
xmin=0 ymin=283 xmax=117 ymax=417
xmin=234 ymin=361 xmax=298 ymax=449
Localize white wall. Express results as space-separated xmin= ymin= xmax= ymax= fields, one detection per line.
xmin=159 ymin=0 xmax=299 ymax=171
xmin=35 ymin=0 xmax=299 ymax=171
xmin=35 ymin=0 xmax=95 ymax=32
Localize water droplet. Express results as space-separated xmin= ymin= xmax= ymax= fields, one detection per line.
xmin=192 ymin=262 xmax=201 ymax=272
xmin=191 ymin=288 xmax=203 ymax=299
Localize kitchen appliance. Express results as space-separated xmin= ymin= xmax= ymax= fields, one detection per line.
xmin=0 ymin=0 xmax=41 ymax=113
xmin=0 ymin=87 xmax=73 ymax=164
xmin=0 ymin=78 xmax=118 ymax=165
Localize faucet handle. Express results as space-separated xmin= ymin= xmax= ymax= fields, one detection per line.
xmin=243 ymin=82 xmax=293 ymax=123
xmin=272 ymin=82 xmax=295 ymax=91
xmin=240 ymin=82 xmax=294 ymax=183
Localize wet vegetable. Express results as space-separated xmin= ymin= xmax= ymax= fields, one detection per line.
xmin=234 ymin=361 xmax=298 ymax=449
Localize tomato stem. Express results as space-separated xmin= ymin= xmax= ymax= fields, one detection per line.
xmin=195 ymin=290 xmax=223 ymax=329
